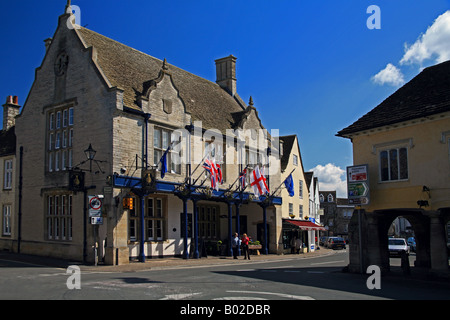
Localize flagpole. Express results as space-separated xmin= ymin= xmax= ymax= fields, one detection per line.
xmin=156 ymin=141 xmax=177 ymax=169
xmin=270 ymin=168 xmax=296 ymax=198
xmin=225 ymin=164 xmax=249 ymax=193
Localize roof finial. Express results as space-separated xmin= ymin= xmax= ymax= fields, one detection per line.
xmin=162 ymin=58 xmax=168 ymax=71
xmin=249 ymin=96 xmax=254 ymax=107
xmin=65 ymin=0 xmax=72 ymax=14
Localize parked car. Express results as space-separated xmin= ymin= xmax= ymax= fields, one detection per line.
xmin=326 ymin=237 xmax=346 ymax=250
xmin=407 ymin=237 xmax=416 ymax=252
xmin=319 ymin=236 xmax=329 ymax=246
xmin=388 ymin=238 xmax=409 ymax=257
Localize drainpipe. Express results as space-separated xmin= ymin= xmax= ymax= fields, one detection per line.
xmin=143 ymin=113 xmax=151 ymax=169
xmin=17 ymin=147 xmax=23 ymax=253
xmin=139 ymin=194 xmax=146 ymax=262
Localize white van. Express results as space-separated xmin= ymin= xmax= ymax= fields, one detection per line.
xmin=388 ymin=238 xmax=409 ymax=257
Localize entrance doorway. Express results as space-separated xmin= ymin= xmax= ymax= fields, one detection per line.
xmin=257 ymin=223 xmax=270 ymax=249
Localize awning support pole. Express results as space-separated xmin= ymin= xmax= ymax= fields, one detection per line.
xmin=263 ymin=204 xmax=268 ymax=255
xmin=228 ymin=202 xmax=233 ymax=257
xmin=183 ymin=197 xmax=189 ymax=259
xmin=235 ymin=202 xmax=241 ymax=256
xmin=193 ymin=198 xmax=199 ymax=259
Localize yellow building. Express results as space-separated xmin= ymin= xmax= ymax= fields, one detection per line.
xmin=338 ymin=60 xmax=450 ymax=275
xmin=278 ymin=135 xmax=324 ymax=253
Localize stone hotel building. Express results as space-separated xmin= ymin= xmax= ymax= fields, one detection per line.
xmin=0 ymin=3 xmax=325 ymax=265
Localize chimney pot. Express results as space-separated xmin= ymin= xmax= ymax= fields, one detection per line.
xmin=3 ymin=95 xmax=20 ymax=131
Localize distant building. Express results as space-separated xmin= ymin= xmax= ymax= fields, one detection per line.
xmin=319 ymin=191 xmax=354 ymax=239
xmin=0 ymin=96 xmax=19 ymax=252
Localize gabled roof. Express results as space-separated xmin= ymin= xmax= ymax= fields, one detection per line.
xmin=304 ymin=172 xmax=313 ymax=189
xmin=75 ymin=27 xmax=249 ymax=132
xmin=280 ymin=135 xmax=296 ymax=171
xmin=279 ymin=134 xmax=307 ymax=175
xmin=337 ymin=60 xmax=450 ymax=138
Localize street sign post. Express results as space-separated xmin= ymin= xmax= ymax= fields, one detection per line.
xmin=88 ymin=195 xmax=104 ymax=266
xmin=347 ymin=164 xmax=369 ymax=275
xmin=347 ymin=165 xmax=370 ymax=205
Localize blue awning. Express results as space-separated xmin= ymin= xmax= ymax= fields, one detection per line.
xmin=113 ymin=175 xmax=282 ymax=205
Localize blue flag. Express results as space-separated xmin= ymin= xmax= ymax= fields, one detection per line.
xmin=160 ymin=147 xmax=170 ymax=179
xmin=284 ymin=174 xmax=294 ymax=197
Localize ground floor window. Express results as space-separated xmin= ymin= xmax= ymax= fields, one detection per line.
xmin=46 ymin=194 xmax=73 ymax=241
xmin=128 ymin=195 xmax=167 ymax=242
xmin=146 ymin=197 xmax=165 ymax=241
xmin=2 ymin=205 xmax=11 ymax=236
xmin=198 ymin=205 xmax=219 ymax=239
xmin=128 ymin=197 xmax=138 ymax=241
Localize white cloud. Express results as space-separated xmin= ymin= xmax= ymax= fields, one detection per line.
xmin=371 ymin=10 xmax=450 ymax=86
xmin=310 ymin=163 xmax=347 ymax=198
xmin=400 ymin=10 xmax=450 ymax=65
xmin=371 ymin=63 xmax=405 ymax=86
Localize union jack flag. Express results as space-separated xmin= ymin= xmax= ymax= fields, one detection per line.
xmin=203 ymin=159 xmax=218 ymax=190
xmin=239 ymin=168 xmax=247 ymax=190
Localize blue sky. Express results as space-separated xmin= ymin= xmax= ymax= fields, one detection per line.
xmin=1 ymin=0 xmax=450 ymax=196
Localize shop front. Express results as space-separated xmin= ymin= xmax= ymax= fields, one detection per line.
xmin=282 ymin=219 xmax=326 ymax=253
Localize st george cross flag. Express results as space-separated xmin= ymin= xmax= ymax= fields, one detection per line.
xmin=284 ymin=173 xmax=295 ymax=197
xmin=250 ymin=165 xmax=270 ymax=197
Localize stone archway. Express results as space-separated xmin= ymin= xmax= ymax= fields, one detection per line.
xmin=375 ymin=209 xmax=431 ymax=271
xmin=347 ymin=208 xmax=448 ymax=275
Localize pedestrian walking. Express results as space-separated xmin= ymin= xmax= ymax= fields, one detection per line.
xmin=295 ymin=237 xmax=302 ymax=254
xmin=232 ymin=233 xmax=240 ymax=259
xmin=241 ymin=233 xmax=250 ymax=260
xmin=291 ymin=236 xmax=297 ymax=254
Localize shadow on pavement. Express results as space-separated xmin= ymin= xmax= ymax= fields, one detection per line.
xmin=212 ymin=265 xmax=450 ymax=300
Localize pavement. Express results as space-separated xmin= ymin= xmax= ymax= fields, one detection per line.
xmin=0 ymin=247 xmax=338 ymax=273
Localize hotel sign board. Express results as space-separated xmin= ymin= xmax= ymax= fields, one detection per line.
xmin=347 ymin=165 xmax=370 ymax=206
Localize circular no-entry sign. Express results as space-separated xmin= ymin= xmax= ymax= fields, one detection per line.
xmin=89 ymin=196 xmax=102 ymax=211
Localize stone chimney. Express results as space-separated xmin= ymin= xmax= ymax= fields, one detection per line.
xmin=215 ymin=55 xmax=237 ymax=96
xmin=3 ymin=96 xmax=21 ymax=131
